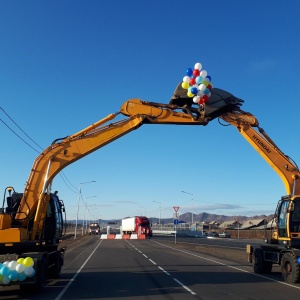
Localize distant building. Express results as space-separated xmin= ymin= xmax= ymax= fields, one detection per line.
xmin=240 ymin=218 xmax=267 ymax=229
xmin=219 ymin=220 xmax=242 ymax=229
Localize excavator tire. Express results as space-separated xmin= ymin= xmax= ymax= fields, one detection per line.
xmin=281 ymin=252 xmax=300 ymax=283
xmin=48 ymin=251 xmax=62 ymax=279
xmin=252 ymin=248 xmax=272 ymax=274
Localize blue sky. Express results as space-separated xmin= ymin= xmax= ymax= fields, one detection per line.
xmin=1 ymin=1 xmax=300 ymax=222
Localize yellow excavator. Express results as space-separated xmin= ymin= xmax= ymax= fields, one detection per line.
xmin=0 ymin=87 xmax=240 ymax=292
xmin=170 ymin=83 xmax=300 ymax=283
xmin=218 ymin=98 xmax=300 ymax=284
xmin=0 ymin=84 xmax=299 ymax=293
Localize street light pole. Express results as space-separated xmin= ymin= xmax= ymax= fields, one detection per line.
xmin=152 ymin=201 xmax=161 ymax=229
xmin=74 ymin=181 xmax=96 ymax=239
xmin=140 ymin=206 xmax=146 ymax=216
xmin=181 ymin=191 xmax=194 ymax=225
xmin=84 ymin=196 xmax=97 ymax=234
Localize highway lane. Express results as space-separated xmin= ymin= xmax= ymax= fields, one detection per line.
xmin=155 ymin=235 xmax=268 ymax=250
xmin=1 ymin=235 xmax=300 ymax=299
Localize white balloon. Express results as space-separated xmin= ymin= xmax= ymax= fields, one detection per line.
xmin=200 ymin=70 xmax=207 ymax=78
xmin=8 ymin=261 xmax=18 ymax=270
xmin=197 ymin=90 xmax=204 ymax=97
xmin=193 ymin=96 xmax=200 ymax=103
xmin=24 ymin=266 xmax=35 ymax=277
xmin=194 ymin=62 xmax=202 ymax=70
xmin=2 ymin=276 xmax=10 ymax=285
xmin=16 ymin=263 xmax=25 ymax=273
xmin=182 ymin=76 xmax=190 ymax=82
xmin=199 ymin=84 xmax=206 ymax=91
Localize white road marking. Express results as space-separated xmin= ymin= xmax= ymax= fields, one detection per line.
xmin=153 ymin=240 xmax=300 ymax=290
xmin=173 ymin=278 xmax=197 ymax=295
xmin=54 ymin=239 xmax=103 ymax=300
xmin=126 ymin=240 xmax=197 ymax=296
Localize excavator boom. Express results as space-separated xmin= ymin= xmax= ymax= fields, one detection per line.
xmin=220 ymin=110 xmax=300 ymax=196
xmin=15 ymin=98 xmax=214 ymax=240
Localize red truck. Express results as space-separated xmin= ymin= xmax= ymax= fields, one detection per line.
xmin=121 ymin=216 xmax=152 ymax=237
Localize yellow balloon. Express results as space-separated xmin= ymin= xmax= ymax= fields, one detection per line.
xmin=181 ymin=81 xmax=189 ymax=89
xmin=23 ymin=257 xmax=34 ymax=268
xmin=187 ymin=91 xmax=194 ymax=98
xmin=17 ymin=258 xmax=24 ymax=264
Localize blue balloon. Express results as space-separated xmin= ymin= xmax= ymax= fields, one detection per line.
xmin=18 ymin=272 xmax=27 ymax=281
xmin=0 ymin=266 xmax=10 ymax=276
xmin=203 ymin=88 xmax=210 ymax=95
xmin=196 ymin=76 xmax=203 ymax=85
xmin=206 ymin=75 xmax=212 ymax=81
xmin=186 ymin=68 xmax=193 ymax=77
xmin=9 ymin=270 xmax=18 ymax=281
xmin=191 ymin=87 xmax=198 ymax=94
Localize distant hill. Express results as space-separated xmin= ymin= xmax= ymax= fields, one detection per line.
xmin=67 ymin=211 xmax=274 ymax=226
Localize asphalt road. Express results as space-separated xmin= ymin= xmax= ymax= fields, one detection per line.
xmin=1 ymin=235 xmax=300 ymax=299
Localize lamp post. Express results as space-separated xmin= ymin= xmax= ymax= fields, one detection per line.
xmin=74 ymin=181 xmax=96 ymax=239
xmin=153 ymin=201 xmax=161 ymax=229
xmin=84 ymin=196 xmax=97 ymax=234
xmin=181 ymin=191 xmax=194 ymax=225
xmin=140 ymin=206 xmax=146 ymax=216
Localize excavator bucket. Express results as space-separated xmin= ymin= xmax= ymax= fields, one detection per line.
xmin=169 ymin=83 xmax=244 ymax=121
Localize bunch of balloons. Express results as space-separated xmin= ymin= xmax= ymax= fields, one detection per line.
xmin=181 ymin=62 xmax=213 ymax=105
xmin=0 ymin=257 xmax=35 ymax=285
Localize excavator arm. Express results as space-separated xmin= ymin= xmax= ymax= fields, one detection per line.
xmin=15 ymin=97 xmax=224 ymax=240
xmin=218 ymin=103 xmax=300 ymax=244
xmin=220 ymin=110 xmax=300 ymax=196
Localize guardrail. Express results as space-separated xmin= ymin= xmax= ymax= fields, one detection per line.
xmin=152 ymin=230 xmax=176 ymax=236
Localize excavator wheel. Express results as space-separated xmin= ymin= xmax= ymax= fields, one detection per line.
xmin=48 ymin=251 xmax=62 ymax=279
xmin=281 ymin=252 xmax=300 ymax=283
xmin=252 ymin=248 xmax=272 ymax=274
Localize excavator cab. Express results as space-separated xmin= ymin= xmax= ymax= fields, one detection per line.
xmin=43 ymin=193 xmax=65 ymax=244
xmin=1 ymin=187 xmax=65 ymax=244
xmin=274 ymin=195 xmax=300 ymax=248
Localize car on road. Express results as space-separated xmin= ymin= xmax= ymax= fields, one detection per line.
xmin=208 ymin=231 xmax=219 ymax=237
xmin=89 ymin=223 xmax=100 ymax=235
xmin=218 ymin=231 xmax=231 ymax=238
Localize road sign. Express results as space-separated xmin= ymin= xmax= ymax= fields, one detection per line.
xmin=173 ymin=206 xmax=180 ymax=212
xmin=174 ymin=219 xmax=179 ymax=225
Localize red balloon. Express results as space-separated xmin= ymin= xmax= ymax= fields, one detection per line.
xmin=199 ymin=98 xmax=205 ymax=104
xmin=202 ymin=95 xmax=209 ymax=102
xmin=207 ymin=84 xmax=212 ymax=91
xmin=193 ymin=69 xmax=200 ymax=77
xmin=189 ymin=78 xmax=196 ymax=85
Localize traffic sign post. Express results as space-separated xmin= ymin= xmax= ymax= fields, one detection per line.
xmin=173 ymin=206 xmax=180 ymax=244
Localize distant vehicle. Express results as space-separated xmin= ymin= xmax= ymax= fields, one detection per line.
xmin=208 ymin=231 xmax=219 ymax=237
xmin=202 ymin=231 xmax=208 ymax=236
xmin=219 ymin=231 xmax=231 ymax=238
xmin=121 ymin=216 xmax=152 ymax=237
xmin=89 ymin=223 xmax=100 ymax=235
